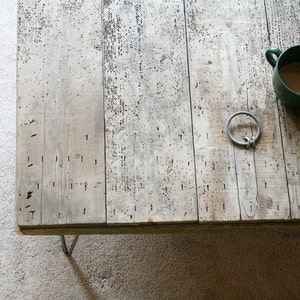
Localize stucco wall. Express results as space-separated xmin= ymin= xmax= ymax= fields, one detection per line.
xmin=1 ymin=1 xmax=300 ymax=299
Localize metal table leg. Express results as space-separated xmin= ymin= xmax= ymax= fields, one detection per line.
xmin=61 ymin=235 xmax=79 ymax=256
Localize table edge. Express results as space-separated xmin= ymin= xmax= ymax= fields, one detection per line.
xmin=16 ymin=220 xmax=300 ymax=235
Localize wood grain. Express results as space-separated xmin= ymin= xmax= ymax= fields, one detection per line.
xmin=265 ymin=0 xmax=300 ymax=219
xmin=186 ymin=0 xmax=290 ymax=221
xmin=18 ymin=220 xmax=300 ymax=236
xmin=186 ymin=0 xmax=241 ymax=221
xmin=16 ymin=0 xmax=300 ymax=234
xmin=17 ymin=0 xmax=106 ymax=225
xmin=104 ymin=0 xmax=197 ymax=224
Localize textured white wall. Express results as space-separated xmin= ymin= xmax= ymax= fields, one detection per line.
xmin=1 ymin=1 xmax=300 ymax=299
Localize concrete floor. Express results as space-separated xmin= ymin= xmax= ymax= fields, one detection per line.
xmin=1 ymin=1 xmax=300 ymax=299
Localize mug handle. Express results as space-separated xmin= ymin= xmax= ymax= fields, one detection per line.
xmin=265 ymin=47 xmax=282 ymax=68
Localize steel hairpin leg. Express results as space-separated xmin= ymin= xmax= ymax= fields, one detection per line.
xmin=61 ymin=235 xmax=79 ymax=256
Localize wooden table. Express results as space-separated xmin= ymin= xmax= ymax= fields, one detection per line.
xmin=17 ymin=0 xmax=300 ymax=236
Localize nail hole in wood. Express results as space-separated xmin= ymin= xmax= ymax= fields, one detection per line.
xmin=30 ymin=211 xmax=35 ymax=219
xmin=26 ymin=191 xmax=33 ymax=199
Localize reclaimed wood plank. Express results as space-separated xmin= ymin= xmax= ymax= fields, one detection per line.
xmin=186 ymin=0 xmax=240 ymax=221
xmin=186 ymin=0 xmax=290 ymax=221
xmin=17 ymin=0 xmax=106 ymax=226
xmin=17 ymin=0 xmax=46 ymax=226
xmin=234 ymin=1 xmax=290 ymax=220
xmin=104 ymin=0 xmax=197 ymax=224
xmin=265 ymin=0 xmax=300 ymax=219
xmin=16 ymin=57 xmax=44 ymax=225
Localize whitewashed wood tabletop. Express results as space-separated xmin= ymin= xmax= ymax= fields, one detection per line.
xmin=16 ymin=0 xmax=300 ymax=234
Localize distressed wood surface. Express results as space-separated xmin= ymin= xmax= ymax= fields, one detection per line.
xmin=17 ymin=0 xmax=106 ymax=226
xmin=265 ymin=0 xmax=300 ymax=219
xmin=103 ymin=0 xmax=197 ymax=224
xmin=186 ymin=0 xmax=290 ymax=221
xmin=16 ymin=0 xmax=300 ymax=234
xmin=186 ymin=0 xmax=241 ymax=221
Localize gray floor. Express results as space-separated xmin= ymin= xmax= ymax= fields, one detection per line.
xmin=2 ymin=1 xmax=300 ymax=299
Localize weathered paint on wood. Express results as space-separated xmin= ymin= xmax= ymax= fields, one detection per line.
xmin=17 ymin=0 xmax=106 ymax=226
xmin=186 ymin=0 xmax=293 ymax=221
xmin=103 ymin=0 xmax=198 ymax=223
xmin=16 ymin=0 xmax=300 ymax=234
xmin=265 ymin=0 xmax=300 ymax=219
xmin=186 ymin=0 xmax=241 ymax=221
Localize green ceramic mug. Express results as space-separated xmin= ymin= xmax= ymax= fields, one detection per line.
xmin=265 ymin=45 xmax=300 ymax=107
